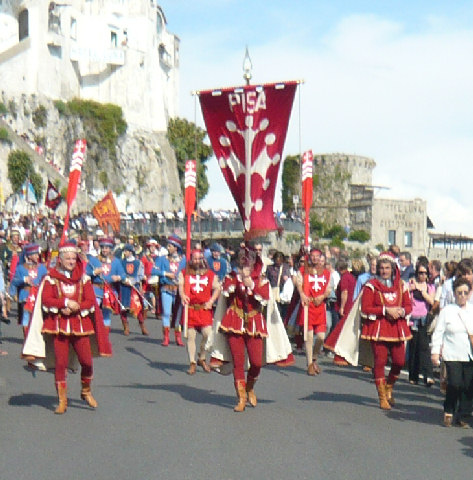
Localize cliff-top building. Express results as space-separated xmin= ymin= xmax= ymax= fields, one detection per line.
xmin=0 ymin=0 xmax=179 ymax=132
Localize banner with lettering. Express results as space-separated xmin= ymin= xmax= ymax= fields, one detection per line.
xmin=92 ymin=190 xmax=121 ymax=233
xmin=199 ymin=81 xmax=297 ymax=238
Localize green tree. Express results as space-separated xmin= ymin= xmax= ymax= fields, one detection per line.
xmin=348 ymin=229 xmax=371 ymax=242
xmin=281 ymin=154 xmax=300 ymax=212
xmin=7 ymin=150 xmax=44 ymax=199
xmin=167 ymin=117 xmax=212 ymax=201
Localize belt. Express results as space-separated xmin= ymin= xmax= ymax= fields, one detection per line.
xmin=92 ymin=282 xmax=104 ymax=287
xmin=230 ymin=301 xmax=261 ymax=325
xmin=188 ymin=303 xmax=207 ymax=311
xmin=162 ymin=285 xmax=178 ymax=293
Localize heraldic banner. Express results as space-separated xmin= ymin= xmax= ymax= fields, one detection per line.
xmin=199 ymin=81 xmax=297 ymax=238
xmin=92 ymin=190 xmax=121 ymax=233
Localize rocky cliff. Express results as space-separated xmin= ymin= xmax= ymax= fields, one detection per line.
xmin=0 ymin=92 xmax=182 ymax=213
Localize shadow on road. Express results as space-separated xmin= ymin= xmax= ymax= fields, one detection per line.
xmin=125 ymin=346 xmax=188 ymax=375
xmin=8 ymin=392 xmax=92 ymax=413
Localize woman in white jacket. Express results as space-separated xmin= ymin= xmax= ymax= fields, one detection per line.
xmin=431 ymin=277 xmax=473 ymax=427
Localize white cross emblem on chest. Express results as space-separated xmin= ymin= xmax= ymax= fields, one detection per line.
xmin=28 ymin=269 xmax=38 ymax=279
xmin=308 ymin=274 xmax=326 ymax=292
xmin=61 ymin=284 xmax=76 ymax=296
xmin=384 ymin=292 xmax=397 ymax=303
xmin=190 ymin=275 xmax=208 ymax=293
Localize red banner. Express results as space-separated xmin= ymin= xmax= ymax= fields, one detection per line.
xmin=301 ymin=150 xmax=313 ymax=247
xmin=199 ymin=82 xmax=297 ymax=238
xmin=44 ymin=180 xmax=62 ymax=211
xmin=184 ymin=159 xmax=196 ymax=260
xmin=92 ymin=190 xmax=121 ymax=234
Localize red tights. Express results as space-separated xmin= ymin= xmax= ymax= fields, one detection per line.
xmin=54 ymin=334 xmax=93 ymax=385
xmin=371 ymin=341 xmax=405 ymax=383
xmin=227 ymin=333 xmax=263 ymax=382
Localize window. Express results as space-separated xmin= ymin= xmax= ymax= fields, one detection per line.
xmin=388 ymin=230 xmax=396 ymax=246
xmin=110 ymin=31 xmax=117 ymax=47
xmin=70 ymin=18 xmax=77 ymax=39
xmin=19 ymin=9 xmax=29 ymax=41
xmin=404 ymin=231 xmax=413 ymax=248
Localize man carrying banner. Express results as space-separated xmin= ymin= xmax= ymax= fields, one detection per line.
xmin=120 ymin=244 xmax=148 ymax=336
xmin=10 ymin=243 xmax=47 ymax=336
xmin=178 ymin=249 xmax=221 ymax=375
xmin=141 ymin=239 xmax=162 ymax=318
xmin=86 ymin=237 xmax=125 ymax=330
xmin=152 ymin=235 xmax=186 ymax=346
xmin=294 ymin=248 xmax=331 ymax=376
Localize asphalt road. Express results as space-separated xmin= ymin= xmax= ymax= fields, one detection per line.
xmin=1 ymin=314 xmax=472 ymax=480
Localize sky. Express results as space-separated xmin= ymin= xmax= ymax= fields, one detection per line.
xmin=159 ymin=0 xmax=473 ymax=236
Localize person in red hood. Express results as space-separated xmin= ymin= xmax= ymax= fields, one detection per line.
xmin=41 ymin=242 xmax=100 ymax=414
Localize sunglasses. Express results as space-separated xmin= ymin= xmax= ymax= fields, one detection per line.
xmin=418 ymin=271 xmax=428 ymax=275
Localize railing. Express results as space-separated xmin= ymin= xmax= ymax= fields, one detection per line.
xmin=119 ymin=216 xmax=304 ymax=238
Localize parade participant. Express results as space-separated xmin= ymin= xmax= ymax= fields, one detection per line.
xmin=179 ymin=249 xmax=221 ymax=374
xmin=39 ymin=242 xmax=106 ymax=414
xmin=141 ymin=239 xmax=161 ymax=317
xmin=207 ymin=242 xmax=228 ymax=283
xmin=120 ymin=244 xmax=148 ymax=336
xmin=7 ymin=228 xmax=22 ymax=284
xmin=86 ymin=237 xmax=125 ymax=330
xmin=218 ymin=247 xmax=270 ymax=412
xmin=360 ymin=251 xmax=412 ymax=410
xmin=9 ymin=243 xmax=47 ymax=335
xmin=295 ymin=248 xmax=331 ymax=376
xmin=431 ymin=277 xmax=473 ymax=427
xmin=152 ymin=235 xmax=186 ymax=346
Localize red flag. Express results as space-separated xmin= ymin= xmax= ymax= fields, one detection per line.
xmin=24 ymin=286 xmax=39 ymax=313
xmin=102 ymin=283 xmax=120 ymax=314
xmin=301 ymin=150 xmax=313 ymax=247
xmin=61 ymin=139 xmax=86 ymax=243
xmin=130 ymin=289 xmax=142 ymax=318
xmin=44 ymin=180 xmax=62 ymax=210
xmin=199 ymin=81 xmax=297 ymax=238
xmin=92 ymin=191 xmax=121 ymax=233
xmin=184 ymin=160 xmax=196 ymax=260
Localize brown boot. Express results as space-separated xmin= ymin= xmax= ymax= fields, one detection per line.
xmin=81 ymin=382 xmax=98 ymax=408
xmin=140 ymin=322 xmax=149 ymax=336
xmin=187 ymin=363 xmax=197 ymax=375
xmin=54 ymin=383 xmax=67 ymax=414
xmin=162 ymin=327 xmax=170 ymax=346
xmin=121 ymin=314 xmax=130 ymax=336
xmin=197 ymin=358 xmax=211 ymax=373
xmin=307 ymin=363 xmax=316 ymax=376
xmin=234 ymin=380 xmax=247 ymax=412
xmin=246 ymin=377 xmax=257 ymax=407
xmin=375 ymin=379 xmax=391 ymax=410
xmin=385 ymin=383 xmax=395 ymax=406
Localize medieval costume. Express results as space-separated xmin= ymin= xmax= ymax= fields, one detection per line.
xmin=178 ymin=250 xmax=221 ymax=374
xmin=22 ymin=242 xmax=112 ymax=414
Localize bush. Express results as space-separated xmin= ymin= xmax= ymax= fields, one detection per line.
xmin=326 ymin=224 xmax=346 ymax=239
xmin=32 ymin=105 xmax=47 ymax=127
xmin=53 ymin=100 xmax=68 ymax=116
xmin=348 ymin=229 xmax=370 ymax=242
xmin=99 ymin=170 xmax=109 ymax=188
xmin=0 ymin=103 xmax=7 ymax=116
xmin=0 ymin=127 xmax=10 ymax=144
xmin=7 ymin=150 xmax=43 ymax=198
xmin=330 ymin=237 xmax=345 ymax=249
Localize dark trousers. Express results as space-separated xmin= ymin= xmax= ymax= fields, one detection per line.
xmin=444 ymin=361 xmax=473 ymax=418
xmin=408 ymin=324 xmax=434 ymax=382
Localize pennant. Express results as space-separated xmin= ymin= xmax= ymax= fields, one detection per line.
xmin=92 ymin=191 xmax=121 ymax=233
xmin=45 ymin=180 xmax=62 ymax=210
xmin=129 ymin=289 xmax=142 ymax=318
xmin=102 ymin=283 xmax=120 ymax=314
xmin=61 ymin=139 xmax=86 ymax=243
xmin=199 ymin=81 xmax=297 ymax=238
xmin=19 ymin=180 xmax=37 ymax=204
xmin=184 ymin=159 xmax=196 ymax=260
xmin=301 ymin=150 xmax=313 ymax=246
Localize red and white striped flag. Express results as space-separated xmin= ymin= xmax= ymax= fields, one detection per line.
xmin=301 ymin=149 xmax=313 ymax=247
xmin=184 ymin=160 xmax=196 ymax=260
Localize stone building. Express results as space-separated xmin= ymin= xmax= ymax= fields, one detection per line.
xmin=0 ymin=0 xmax=178 ymax=132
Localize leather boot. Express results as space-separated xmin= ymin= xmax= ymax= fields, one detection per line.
xmin=81 ymin=382 xmax=98 ymax=408
xmin=187 ymin=363 xmax=197 ymax=375
xmin=246 ymin=377 xmax=257 ymax=407
xmin=234 ymin=380 xmax=247 ymax=412
xmin=197 ymin=358 xmax=211 ymax=373
xmin=375 ymin=379 xmax=391 ymax=410
xmin=55 ymin=383 xmax=67 ymax=414
xmin=140 ymin=322 xmax=149 ymax=336
xmin=162 ymin=327 xmax=170 ymax=346
xmin=307 ymin=363 xmax=316 ymax=376
xmin=121 ymin=314 xmax=130 ymax=336
xmin=385 ymin=383 xmax=395 ymax=406
xmin=174 ymin=329 xmax=185 ymax=347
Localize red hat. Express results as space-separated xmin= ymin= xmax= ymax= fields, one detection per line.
xmin=99 ymin=237 xmax=114 ymax=248
xmin=167 ymin=235 xmax=182 ymax=251
xmin=24 ymin=243 xmax=40 ymax=256
xmin=147 ymin=238 xmax=159 ymax=247
xmin=58 ymin=242 xmax=78 ymax=254
xmin=378 ymin=251 xmax=396 ymax=263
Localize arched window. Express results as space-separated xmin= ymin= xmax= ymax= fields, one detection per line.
xmin=19 ymin=8 xmax=29 ymax=41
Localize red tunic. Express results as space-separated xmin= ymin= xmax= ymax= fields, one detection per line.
xmin=41 ymin=263 xmax=96 ymax=336
xmin=183 ymin=268 xmax=215 ymax=328
xmin=360 ymin=278 xmax=412 ymax=342
xmin=219 ymin=272 xmax=270 ymax=338
xmin=297 ymin=267 xmax=330 ymax=330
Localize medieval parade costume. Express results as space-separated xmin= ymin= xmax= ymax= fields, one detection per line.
xmin=152 ymin=235 xmax=186 ymax=346
xmin=141 ymin=238 xmax=163 ymax=318
xmin=22 ymin=242 xmax=112 ymax=414
xmin=120 ymin=243 xmax=149 ymax=336
xmin=178 ymin=249 xmax=221 ymax=375
xmin=86 ymin=237 xmax=125 ymax=329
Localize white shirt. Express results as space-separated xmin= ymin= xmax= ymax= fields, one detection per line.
xmin=431 ymin=303 xmax=473 ymax=361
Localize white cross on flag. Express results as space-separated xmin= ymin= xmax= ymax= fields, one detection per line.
xmin=199 ymin=82 xmax=297 ymax=238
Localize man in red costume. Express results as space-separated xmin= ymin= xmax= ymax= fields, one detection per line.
xmin=360 ymin=251 xmax=412 ymax=410
xmin=41 ymin=242 xmax=103 ymax=414
xmin=295 ymin=248 xmax=331 ymax=376
xmin=178 ymin=249 xmax=221 ymax=375
xmin=219 ymin=248 xmax=269 ymax=412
